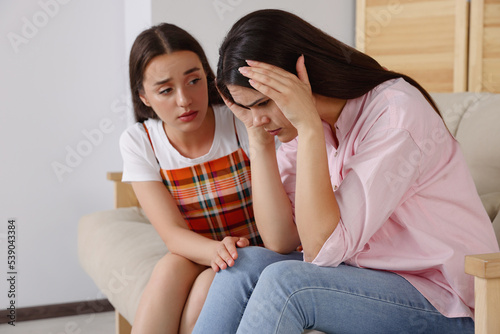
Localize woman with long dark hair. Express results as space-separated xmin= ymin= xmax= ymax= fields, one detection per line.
xmin=121 ymin=23 xmax=265 ymax=333
xmin=192 ymin=9 xmax=499 ymax=333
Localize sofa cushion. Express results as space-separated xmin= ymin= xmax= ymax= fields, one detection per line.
xmin=481 ymin=192 xmax=500 ymax=222
xmin=432 ymin=93 xmax=500 ymax=233
xmin=455 ymin=94 xmax=500 ymax=197
xmin=493 ymin=210 xmax=500 ymax=248
xmin=480 ymin=192 xmax=500 ymax=244
xmin=431 ymin=92 xmax=481 ymax=136
xmin=78 ymin=207 xmax=166 ymax=324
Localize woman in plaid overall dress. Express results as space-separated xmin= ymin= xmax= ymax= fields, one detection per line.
xmin=119 ymin=23 xmax=263 ymax=334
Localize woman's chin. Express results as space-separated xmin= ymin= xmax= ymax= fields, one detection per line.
xmin=278 ymin=130 xmax=298 ymax=143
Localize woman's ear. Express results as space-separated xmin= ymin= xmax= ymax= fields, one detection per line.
xmin=139 ymin=91 xmax=151 ymax=107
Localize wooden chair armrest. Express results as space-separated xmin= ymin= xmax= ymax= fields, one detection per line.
xmin=465 ymin=253 xmax=500 ymax=279
xmin=107 ymin=171 xmax=124 ymax=182
xmin=107 ymin=172 xmax=140 ymax=209
xmin=465 ymin=252 xmax=500 ymax=334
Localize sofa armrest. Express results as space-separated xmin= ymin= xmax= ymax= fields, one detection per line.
xmin=105 ymin=172 xmax=144 ymax=334
xmin=107 ymin=172 xmax=140 ymax=209
xmin=465 ymin=253 xmax=500 ymax=334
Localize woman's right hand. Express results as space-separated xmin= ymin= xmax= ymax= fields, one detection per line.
xmin=210 ymin=236 xmax=249 ymax=272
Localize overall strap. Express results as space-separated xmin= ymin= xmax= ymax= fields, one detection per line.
xmin=142 ymin=122 xmax=160 ymax=164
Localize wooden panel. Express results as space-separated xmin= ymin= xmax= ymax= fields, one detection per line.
xmin=356 ymin=0 xmax=468 ymax=92
xmin=469 ymin=0 xmax=500 ymax=93
xmin=482 ymin=0 xmax=500 ymax=92
xmin=107 ymin=172 xmax=140 ymax=209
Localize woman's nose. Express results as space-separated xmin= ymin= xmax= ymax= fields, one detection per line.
xmin=177 ymin=89 xmax=192 ymax=108
xmin=252 ymin=110 xmax=270 ymax=127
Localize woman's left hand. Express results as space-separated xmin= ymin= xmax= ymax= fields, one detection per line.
xmin=238 ymin=55 xmax=321 ymax=131
xmin=210 ymin=236 xmax=249 ymax=273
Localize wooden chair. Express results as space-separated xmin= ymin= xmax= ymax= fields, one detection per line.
xmin=106 ymin=172 xmax=500 ymax=334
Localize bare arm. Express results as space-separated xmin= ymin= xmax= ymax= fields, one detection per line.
xmin=294 ymin=126 xmax=339 ymax=261
xmin=220 ymin=95 xmax=301 ymax=253
xmin=240 ymin=57 xmax=340 ymax=261
xmin=132 ymin=181 xmax=249 ymax=271
xmin=248 ymin=134 xmax=301 ymax=253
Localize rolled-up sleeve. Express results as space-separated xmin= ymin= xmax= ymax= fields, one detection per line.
xmin=312 ymin=128 xmax=422 ymax=267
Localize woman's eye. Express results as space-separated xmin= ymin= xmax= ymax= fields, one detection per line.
xmin=159 ymin=87 xmax=173 ymax=95
xmin=257 ymin=99 xmax=270 ymax=107
xmin=189 ymin=78 xmax=201 ymax=85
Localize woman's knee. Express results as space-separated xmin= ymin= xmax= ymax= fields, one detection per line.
xmin=153 ymin=253 xmax=186 ymax=274
xmin=262 ymin=259 xmax=306 ymax=277
xmin=234 ymin=247 xmax=302 ymax=272
xmin=256 ymin=260 xmax=311 ymax=292
xmin=149 ymin=253 xmax=201 ymax=286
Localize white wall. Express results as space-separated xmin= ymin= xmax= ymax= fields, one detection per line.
xmin=0 ymin=0 xmax=128 ymax=308
xmin=0 ymin=0 xmax=354 ymax=310
xmin=151 ymin=0 xmax=355 ymax=70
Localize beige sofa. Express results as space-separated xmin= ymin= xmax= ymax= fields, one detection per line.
xmin=78 ymin=92 xmax=500 ymax=334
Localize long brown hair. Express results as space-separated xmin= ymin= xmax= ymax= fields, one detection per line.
xmin=129 ymin=23 xmax=222 ymax=123
xmin=217 ymin=9 xmax=440 ymax=115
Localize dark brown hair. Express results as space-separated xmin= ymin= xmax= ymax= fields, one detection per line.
xmin=129 ymin=23 xmax=222 ymax=123
xmin=217 ymin=9 xmax=440 ymax=115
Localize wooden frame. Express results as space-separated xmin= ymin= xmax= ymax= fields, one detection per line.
xmin=469 ymin=0 xmax=500 ymax=93
xmin=107 ymin=172 xmax=500 ymax=333
xmin=356 ymin=0 xmax=469 ymax=93
xmin=356 ymin=0 xmax=500 ymax=93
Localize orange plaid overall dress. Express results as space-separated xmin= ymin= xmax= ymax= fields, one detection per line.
xmin=143 ymin=122 xmax=263 ymax=246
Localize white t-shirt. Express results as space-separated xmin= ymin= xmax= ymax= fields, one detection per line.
xmin=120 ymin=104 xmax=250 ymax=183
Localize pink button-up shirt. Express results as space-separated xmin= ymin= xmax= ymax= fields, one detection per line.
xmin=277 ymin=78 xmax=499 ymax=318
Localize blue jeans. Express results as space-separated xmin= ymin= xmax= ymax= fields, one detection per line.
xmin=193 ymin=247 xmax=474 ymax=334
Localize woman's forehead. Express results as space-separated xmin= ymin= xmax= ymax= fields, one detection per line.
xmin=227 ymin=85 xmax=266 ymax=106
xmin=143 ymin=51 xmax=203 ymax=84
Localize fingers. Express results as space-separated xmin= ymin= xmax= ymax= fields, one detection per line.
xmin=214 ymin=245 xmax=234 ymax=270
xmin=236 ymin=237 xmax=250 ymax=248
xmin=295 ymin=55 xmax=310 ymax=85
xmin=211 ymin=237 xmax=248 ymax=272
xmin=244 ymin=58 xmax=307 ymax=84
xmin=238 ymin=57 xmax=311 ymax=100
xmin=211 ymin=262 xmax=220 ymax=272
xmin=245 ymin=59 xmax=293 ymax=78
xmin=239 ymin=66 xmax=290 ymax=96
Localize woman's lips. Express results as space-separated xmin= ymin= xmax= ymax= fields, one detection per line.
xmin=178 ymin=111 xmax=198 ymax=122
xmin=266 ymin=128 xmax=282 ymax=136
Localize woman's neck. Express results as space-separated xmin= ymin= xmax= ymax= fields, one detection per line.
xmin=163 ymin=106 xmax=215 ymax=159
xmin=314 ymin=94 xmax=347 ymax=131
